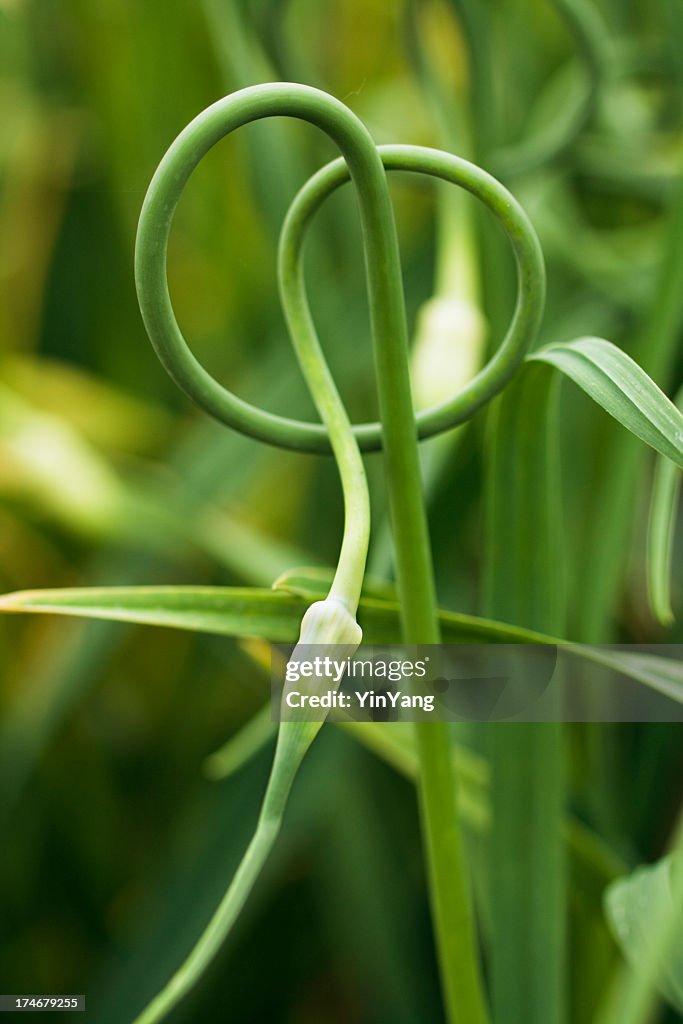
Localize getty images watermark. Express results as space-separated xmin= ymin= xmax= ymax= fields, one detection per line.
xmin=272 ymin=644 xmax=683 ymax=723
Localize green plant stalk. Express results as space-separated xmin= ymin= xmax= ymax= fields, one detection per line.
xmin=334 ymin=128 xmax=490 ymax=1024
xmin=281 ymin=126 xmax=485 ymax=1022
xmin=381 ymin=378 xmax=491 ymax=1010
xmin=134 ymin=85 xmax=496 ymax=1023
xmin=128 ymin=376 xmax=367 ymax=1012
xmin=129 ymin=86 xmax=542 ymax=1024
xmin=277 ymin=136 xmax=549 ymax=1024
xmin=282 ymin=120 xmax=490 ymax=1024
xmin=406 ymin=0 xmax=479 ymax=300
xmin=132 ymin=720 xmax=314 ymax=1024
xmin=134 ymin=85 xmax=374 ymax=1023
xmin=485 ymin=367 xmax=567 ymax=1024
xmin=278 ymin=186 xmax=370 ymax=611
xmin=280 ymin=142 xmax=545 ymax=643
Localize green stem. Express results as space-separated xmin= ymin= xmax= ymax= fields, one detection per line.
xmin=136 ymin=84 xmax=544 ymax=1024
xmin=277 ymin=105 xmax=490 ymax=1024
xmin=132 ymin=721 xmax=314 ymax=1024
xmin=135 ymin=85 xmax=376 ymax=1024
xmin=334 ymin=131 xmax=491 ymax=1024
xmin=278 ymin=141 xmax=544 ymax=1024
xmin=278 ymin=192 xmax=370 ymax=612
xmin=415 ymin=723 xmax=489 ymax=1024
xmin=406 ymin=0 xmax=479 ymax=300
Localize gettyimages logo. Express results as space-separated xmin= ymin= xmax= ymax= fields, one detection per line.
xmin=273 ymin=644 xmax=559 ymax=723
xmin=273 ymin=644 xmax=683 ymax=723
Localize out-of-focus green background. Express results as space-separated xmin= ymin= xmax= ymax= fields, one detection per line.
xmin=1 ymin=1 xmax=682 ymax=1021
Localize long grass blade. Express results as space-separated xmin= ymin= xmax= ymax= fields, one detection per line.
xmin=529 ymin=337 xmax=683 ymax=467
xmin=2 ymin=585 xmax=683 ymax=701
xmin=0 ymin=584 xmax=550 ymax=643
xmin=484 ymin=365 xmax=567 ymax=1024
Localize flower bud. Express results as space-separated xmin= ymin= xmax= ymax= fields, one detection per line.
xmin=411 ymin=296 xmax=487 ymax=410
xmin=280 ymin=598 xmax=362 ymax=728
xmin=296 ymin=597 xmax=362 ymax=647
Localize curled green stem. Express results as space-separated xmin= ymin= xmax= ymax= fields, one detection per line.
xmin=278 ymin=188 xmax=369 ymax=610
xmin=135 ymin=82 xmax=545 ymax=1024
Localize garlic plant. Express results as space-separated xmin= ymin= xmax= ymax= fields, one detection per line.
xmin=2 ymin=50 xmax=683 ymax=1024
xmin=133 ymin=85 xmax=374 ymax=1024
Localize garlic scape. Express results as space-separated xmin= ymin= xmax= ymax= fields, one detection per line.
xmin=295 ymin=595 xmax=363 ymax=646
xmin=132 ymin=81 xmax=543 ymax=1024
xmin=133 ymin=89 xmax=369 ymax=1024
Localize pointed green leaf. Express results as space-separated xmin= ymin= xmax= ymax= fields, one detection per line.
xmin=605 ymin=852 xmax=683 ymax=1016
xmin=2 ymin=585 xmax=682 ymax=702
xmin=0 ymin=584 xmax=551 ymax=645
xmin=0 ymin=586 xmax=308 ymax=641
xmin=529 ymin=338 xmax=683 ymax=467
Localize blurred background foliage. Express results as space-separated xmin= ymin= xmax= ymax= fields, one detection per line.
xmin=0 ymin=0 xmax=682 ymax=1021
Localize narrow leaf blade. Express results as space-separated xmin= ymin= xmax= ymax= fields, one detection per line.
xmin=0 ymin=584 xmax=554 ymax=645
xmin=484 ymin=367 xmax=567 ymax=1024
xmin=0 ymin=585 xmax=308 ymax=641
xmin=529 ymin=337 xmax=683 ymax=467
xmin=2 ymin=587 xmax=682 ymax=701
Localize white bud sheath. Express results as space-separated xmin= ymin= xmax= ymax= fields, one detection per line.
xmin=296 ymin=597 xmax=363 ymax=646
xmin=281 ymin=598 xmax=362 ymax=723
xmin=411 ymin=296 xmax=487 ymax=411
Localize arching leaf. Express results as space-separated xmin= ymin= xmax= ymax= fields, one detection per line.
xmin=529 ymin=338 xmax=683 ymax=466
